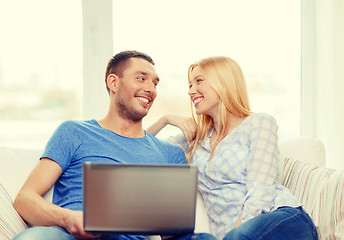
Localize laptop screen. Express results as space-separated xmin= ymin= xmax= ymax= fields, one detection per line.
xmin=83 ymin=162 xmax=198 ymax=235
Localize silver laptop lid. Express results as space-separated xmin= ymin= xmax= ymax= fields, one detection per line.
xmin=83 ymin=162 xmax=198 ymax=235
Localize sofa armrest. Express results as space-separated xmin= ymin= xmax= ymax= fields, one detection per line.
xmin=0 ymin=184 xmax=28 ymax=239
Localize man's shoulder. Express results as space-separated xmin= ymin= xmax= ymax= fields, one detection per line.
xmin=145 ymin=132 xmax=186 ymax=164
xmin=146 ymin=132 xmax=184 ymax=154
xmin=145 ymin=132 xmax=182 ymax=150
xmin=58 ymin=119 xmax=96 ymax=130
xmin=145 ymin=131 xmax=170 ymax=144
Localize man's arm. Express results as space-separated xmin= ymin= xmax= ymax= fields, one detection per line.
xmin=13 ymin=158 xmax=98 ymax=239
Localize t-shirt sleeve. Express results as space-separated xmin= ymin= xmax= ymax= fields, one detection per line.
xmin=173 ymin=145 xmax=187 ymax=164
xmin=41 ymin=121 xmax=81 ymax=171
xmin=159 ymin=137 xmax=187 ymax=165
xmin=167 ymin=134 xmax=189 ymax=153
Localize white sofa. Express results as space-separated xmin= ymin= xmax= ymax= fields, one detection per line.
xmin=0 ymin=137 xmax=343 ymax=239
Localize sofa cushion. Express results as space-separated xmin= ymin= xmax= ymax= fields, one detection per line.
xmin=277 ymin=136 xmax=326 ymax=184
xmin=0 ymin=184 xmax=28 ymax=239
xmin=282 ymin=158 xmax=344 ymax=239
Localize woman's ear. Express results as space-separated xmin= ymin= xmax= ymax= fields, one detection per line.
xmin=107 ymin=74 xmax=118 ymax=93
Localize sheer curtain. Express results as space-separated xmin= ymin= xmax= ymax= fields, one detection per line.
xmin=301 ymin=0 xmax=344 ymax=169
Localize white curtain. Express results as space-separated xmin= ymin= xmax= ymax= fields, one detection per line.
xmin=301 ymin=0 xmax=344 ymax=169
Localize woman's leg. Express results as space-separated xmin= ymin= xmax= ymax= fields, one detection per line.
xmin=13 ymin=226 xmax=77 ymax=240
xmin=223 ymin=207 xmax=318 ymax=240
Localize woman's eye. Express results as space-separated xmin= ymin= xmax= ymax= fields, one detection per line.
xmin=138 ymin=77 xmax=145 ymax=81
xmin=196 ymin=79 xmax=203 ymax=84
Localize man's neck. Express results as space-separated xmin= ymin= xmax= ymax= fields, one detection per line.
xmin=98 ymin=114 xmax=145 ymax=138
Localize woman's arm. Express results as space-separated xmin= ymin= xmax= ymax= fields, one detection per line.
xmin=146 ymin=115 xmax=169 ymax=136
xmin=147 ymin=114 xmax=197 ymax=141
xmin=241 ymin=113 xmax=279 ymax=222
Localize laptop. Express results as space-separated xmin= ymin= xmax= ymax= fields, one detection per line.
xmin=83 ymin=162 xmax=198 ymax=236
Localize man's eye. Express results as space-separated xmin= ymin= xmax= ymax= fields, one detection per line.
xmin=138 ymin=77 xmax=145 ymax=81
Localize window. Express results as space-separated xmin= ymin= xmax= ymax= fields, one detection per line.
xmin=0 ymin=1 xmax=300 ymax=148
xmin=113 ymin=0 xmax=301 ymax=140
xmin=0 ymin=0 xmax=82 ymax=148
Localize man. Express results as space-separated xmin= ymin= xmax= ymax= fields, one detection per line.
xmin=13 ymin=51 xmax=215 ymax=240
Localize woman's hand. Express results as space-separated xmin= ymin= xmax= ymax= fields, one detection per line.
xmin=164 ymin=114 xmax=197 ymax=141
xmin=233 ymin=212 xmax=242 ymax=229
xmin=147 ymin=114 xmax=197 ymax=141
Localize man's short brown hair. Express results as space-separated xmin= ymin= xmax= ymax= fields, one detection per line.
xmin=104 ymin=50 xmax=155 ymax=93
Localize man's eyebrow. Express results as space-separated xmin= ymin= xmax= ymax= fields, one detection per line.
xmin=136 ymin=71 xmax=160 ymax=82
xmin=135 ymin=71 xmax=148 ymax=76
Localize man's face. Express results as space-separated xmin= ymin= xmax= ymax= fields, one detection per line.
xmin=114 ymin=57 xmax=159 ymax=121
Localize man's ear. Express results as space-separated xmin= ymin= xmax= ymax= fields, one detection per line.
xmin=107 ymin=74 xmax=119 ymax=93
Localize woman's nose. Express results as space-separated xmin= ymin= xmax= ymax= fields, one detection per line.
xmin=188 ymin=85 xmax=196 ymax=96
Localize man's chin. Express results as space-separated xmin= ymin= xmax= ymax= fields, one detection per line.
xmin=131 ymin=110 xmax=149 ymax=122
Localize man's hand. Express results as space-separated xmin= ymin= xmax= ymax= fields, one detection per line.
xmin=63 ymin=210 xmax=101 ymax=239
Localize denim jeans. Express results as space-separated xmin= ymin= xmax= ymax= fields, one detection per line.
xmin=223 ymin=206 xmax=318 ymax=240
xmin=13 ymin=226 xmax=216 ymax=240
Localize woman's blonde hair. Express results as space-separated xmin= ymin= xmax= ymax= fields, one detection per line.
xmin=186 ymin=56 xmax=251 ymax=161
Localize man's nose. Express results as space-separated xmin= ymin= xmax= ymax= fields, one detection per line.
xmin=144 ymin=81 xmax=156 ymax=93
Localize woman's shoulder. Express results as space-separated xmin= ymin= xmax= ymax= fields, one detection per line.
xmin=248 ymin=112 xmax=276 ymax=122
xmin=245 ymin=112 xmax=278 ymax=129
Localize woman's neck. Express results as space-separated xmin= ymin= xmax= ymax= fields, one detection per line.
xmin=210 ymin=113 xmax=246 ymax=149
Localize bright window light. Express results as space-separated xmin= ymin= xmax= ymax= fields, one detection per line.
xmin=113 ymin=0 xmax=301 ymax=140
xmin=0 ymin=0 xmax=82 ymax=148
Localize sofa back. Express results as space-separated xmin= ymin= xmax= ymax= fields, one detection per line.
xmin=0 ymin=136 xmax=327 ymax=201
xmin=277 ymin=136 xmax=326 ymax=184
xmin=0 ymin=146 xmax=53 ymax=202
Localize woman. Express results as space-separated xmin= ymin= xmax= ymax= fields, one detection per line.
xmin=148 ymin=56 xmax=318 ymax=240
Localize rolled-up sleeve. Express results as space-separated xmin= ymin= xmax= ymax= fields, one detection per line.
xmin=241 ymin=114 xmax=279 ymax=222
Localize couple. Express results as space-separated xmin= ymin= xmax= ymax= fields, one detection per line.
xmin=13 ymin=50 xmax=317 ymax=240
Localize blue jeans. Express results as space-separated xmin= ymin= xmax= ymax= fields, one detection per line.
xmin=223 ymin=206 xmax=318 ymax=240
xmin=13 ymin=226 xmax=216 ymax=240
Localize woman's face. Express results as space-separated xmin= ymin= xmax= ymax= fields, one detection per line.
xmin=188 ymin=66 xmax=221 ymax=118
